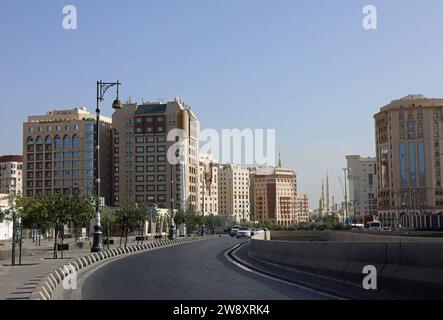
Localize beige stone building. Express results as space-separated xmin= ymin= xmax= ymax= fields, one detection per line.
xmin=218 ymin=164 xmax=250 ymax=223
xmin=346 ymin=155 xmax=378 ymax=223
xmin=199 ymin=154 xmax=219 ymax=216
xmin=374 ymin=94 xmax=443 ymax=230
xmin=296 ymin=194 xmax=310 ymax=223
xmin=112 ymin=100 xmax=200 ymax=211
xmin=0 ymin=155 xmax=23 ymax=196
xmin=22 ymin=108 xmax=113 ymax=202
xmin=253 ymin=167 xmax=297 ymax=226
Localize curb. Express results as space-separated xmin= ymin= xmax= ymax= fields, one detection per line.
xmin=29 ymin=236 xmax=212 ymax=300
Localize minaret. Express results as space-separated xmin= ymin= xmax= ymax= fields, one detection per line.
xmin=326 ymin=171 xmax=330 ymax=214
xmin=321 ymin=178 xmax=325 ymax=216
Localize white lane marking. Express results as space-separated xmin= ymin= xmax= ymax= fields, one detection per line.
xmin=225 ymin=244 xmax=345 ymax=300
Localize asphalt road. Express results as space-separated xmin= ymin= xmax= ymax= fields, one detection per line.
xmin=81 ymin=237 xmax=333 ymax=300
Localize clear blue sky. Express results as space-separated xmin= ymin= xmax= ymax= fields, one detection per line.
xmin=1 ymin=0 xmax=443 ymax=207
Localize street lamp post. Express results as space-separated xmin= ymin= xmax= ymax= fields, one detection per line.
xmin=342 ymin=168 xmax=349 ymax=223
xmin=91 ymin=80 xmax=122 ymax=253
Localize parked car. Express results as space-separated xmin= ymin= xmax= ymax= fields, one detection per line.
xmin=237 ymin=227 xmax=252 ymax=238
xmin=230 ymin=226 xmax=241 ymax=237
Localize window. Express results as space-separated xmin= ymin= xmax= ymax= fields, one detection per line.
xmin=146 ymin=185 xmax=155 ymax=192
xmin=147 ymin=175 xmax=155 ymax=182
xmin=157 ymin=185 xmax=166 ymax=191
xmin=146 ymin=146 xmax=155 ymax=153
xmin=136 ymin=185 xmax=144 ymax=192
xmin=157 ymin=116 xmax=164 ymax=122
xmin=158 ymin=165 xmax=166 ymax=172
xmin=135 ymin=176 xmax=144 ymax=182
xmin=136 ymin=146 xmax=144 ymax=153
xmin=136 ymin=137 xmax=144 ymax=144
xmin=135 ymin=166 xmax=144 ymax=173
xmin=147 ymin=195 xmax=155 ymax=202
xmin=158 ymin=175 xmax=166 ymax=182
xmin=157 ymin=146 xmax=166 ymax=152
xmin=135 ymin=117 xmax=143 ymax=123
xmin=136 ymin=156 xmax=144 ymax=163
xmin=72 ymin=135 xmax=80 ymax=149
xmin=157 ymin=156 xmax=166 ymax=162
xmin=400 ymin=143 xmax=407 ymax=188
xmin=146 ymin=127 xmax=154 ymax=133
xmin=135 ymin=128 xmax=143 ymax=134
xmin=157 ymin=136 xmax=166 ymax=143
xmin=146 ymin=136 xmax=155 ymax=143
xmin=146 ymin=156 xmax=155 ymax=162
xmin=147 ymin=165 xmax=155 ymax=172
xmin=27 ymin=137 xmax=34 ymax=145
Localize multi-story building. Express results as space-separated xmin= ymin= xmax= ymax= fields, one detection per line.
xmin=199 ymin=154 xmax=219 ymax=216
xmin=346 ymin=155 xmax=378 ymax=223
xmin=253 ymin=167 xmax=297 ymax=226
xmin=112 ymin=100 xmax=200 ymax=211
xmin=218 ymin=164 xmax=250 ymax=223
xmin=23 ymin=108 xmax=113 ymax=203
xmin=374 ymin=94 xmax=443 ymax=230
xmin=0 ymin=155 xmax=23 ymax=196
xmin=296 ymin=194 xmax=310 ymax=223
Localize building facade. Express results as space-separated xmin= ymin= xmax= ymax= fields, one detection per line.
xmin=23 ymin=108 xmax=113 ymax=203
xmin=296 ymin=194 xmax=310 ymax=223
xmin=0 ymin=155 xmax=23 ymax=196
xmin=218 ymin=164 xmax=250 ymax=223
xmin=346 ymin=155 xmax=378 ymax=223
xmin=112 ymin=100 xmax=200 ymax=211
xmin=374 ymin=95 xmax=443 ymax=230
xmin=253 ymin=167 xmax=297 ymax=226
xmin=199 ymin=154 xmax=219 ymax=216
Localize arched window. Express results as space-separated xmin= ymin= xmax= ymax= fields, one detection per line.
xmin=54 ymin=136 xmax=62 ymax=150
xmin=63 ymin=135 xmax=71 ymax=149
xmin=45 ymin=136 xmax=52 ymax=145
xmin=27 ymin=137 xmax=34 ymax=145
xmin=72 ymin=134 xmax=80 ymax=149
xmin=36 ymin=136 xmax=43 ymax=145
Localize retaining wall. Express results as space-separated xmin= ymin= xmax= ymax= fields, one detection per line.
xmin=248 ymin=238 xmax=443 ymax=299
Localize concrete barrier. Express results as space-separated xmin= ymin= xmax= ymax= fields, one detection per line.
xmin=249 ymin=238 xmax=443 ymax=299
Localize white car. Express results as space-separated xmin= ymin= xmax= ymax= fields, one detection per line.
xmin=236 ymin=227 xmax=252 ymax=238
xmin=230 ymin=226 xmax=241 ymax=237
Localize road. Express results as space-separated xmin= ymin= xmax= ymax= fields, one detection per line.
xmin=81 ymin=237 xmax=333 ymax=300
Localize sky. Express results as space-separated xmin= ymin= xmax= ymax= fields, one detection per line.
xmin=1 ymin=0 xmax=443 ymax=207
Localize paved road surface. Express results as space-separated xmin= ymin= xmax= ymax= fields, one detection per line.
xmin=82 ymin=237 xmax=333 ymax=300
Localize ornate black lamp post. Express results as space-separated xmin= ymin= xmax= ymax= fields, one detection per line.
xmin=91 ymin=80 xmax=122 ymax=253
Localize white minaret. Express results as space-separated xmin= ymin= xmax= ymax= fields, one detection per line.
xmin=326 ymin=171 xmax=330 ymax=214
xmin=321 ymin=178 xmax=325 ymax=216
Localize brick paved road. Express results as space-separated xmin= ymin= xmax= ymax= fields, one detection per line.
xmin=81 ymin=237 xmax=333 ymax=300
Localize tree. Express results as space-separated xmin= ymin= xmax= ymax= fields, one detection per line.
xmin=68 ymin=193 xmax=95 ymax=242
xmin=203 ymin=214 xmax=221 ymax=234
xmin=116 ymin=203 xmax=146 ymax=248
xmin=101 ymin=207 xmax=118 ymax=250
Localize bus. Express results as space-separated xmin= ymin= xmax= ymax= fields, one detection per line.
xmin=366 ymin=221 xmax=382 ymax=232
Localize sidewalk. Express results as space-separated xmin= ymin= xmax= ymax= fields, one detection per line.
xmin=0 ymin=237 xmax=160 ymax=300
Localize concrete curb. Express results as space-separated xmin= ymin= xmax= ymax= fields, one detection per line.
xmin=29 ymin=236 xmax=212 ymax=300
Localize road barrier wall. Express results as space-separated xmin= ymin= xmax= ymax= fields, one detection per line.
xmin=249 ymin=237 xmax=443 ymax=299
